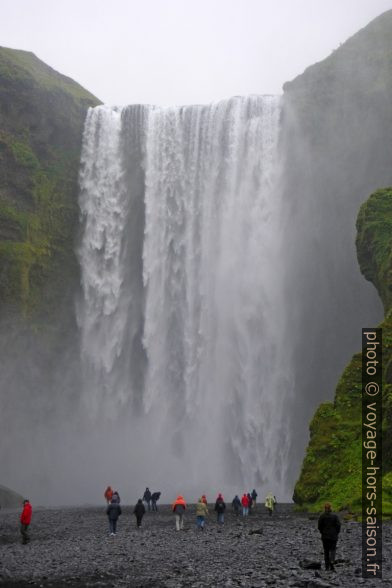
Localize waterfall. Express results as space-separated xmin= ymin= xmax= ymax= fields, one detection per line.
xmin=78 ymin=96 xmax=290 ymax=497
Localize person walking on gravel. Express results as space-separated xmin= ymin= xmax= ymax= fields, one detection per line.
xmin=112 ymin=491 xmax=121 ymax=503
xmin=232 ymin=495 xmax=241 ymax=515
xmin=214 ymin=493 xmax=226 ymax=524
xmin=251 ymin=489 xmax=258 ymax=508
xmin=195 ymin=497 xmax=208 ymax=530
xmin=133 ymin=499 xmax=146 ymax=528
xmin=172 ymin=495 xmax=186 ymax=530
xmin=265 ymin=492 xmax=276 ymax=516
xmin=20 ymin=499 xmax=32 ymax=544
xmin=143 ymin=487 xmax=152 ymax=511
xmin=318 ymin=502 xmax=341 ymax=571
xmin=106 ymin=496 xmax=122 ymax=536
xmin=151 ymin=491 xmax=161 ymax=511
xmin=104 ymin=486 xmax=113 ymax=504
xmin=241 ymin=493 xmax=249 ymax=516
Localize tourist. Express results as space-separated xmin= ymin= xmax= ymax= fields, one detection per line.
xmin=265 ymin=492 xmax=276 ymax=516
xmin=318 ymin=502 xmax=341 ymax=571
xmin=172 ymin=495 xmax=186 ymax=530
xmin=241 ymin=493 xmax=249 ymax=516
xmin=20 ymin=499 xmax=32 ymax=544
xmin=251 ymin=488 xmax=258 ymax=507
xmin=195 ymin=497 xmax=208 ymax=530
xmin=112 ymin=491 xmax=121 ymax=503
xmin=143 ymin=487 xmax=152 ymax=511
xmin=201 ymin=494 xmax=208 ymax=505
xmin=214 ymin=493 xmax=226 ymax=524
xmin=232 ymin=495 xmax=241 ymax=515
xmin=133 ymin=499 xmax=146 ymax=528
xmin=151 ymin=491 xmax=161 ymax=511
xmin=247 ymin=493 xmax=253 ymax=512
xmin=104 ymin=486 xmax=113 ymax=504
xmin=106 ymin=496 xmax=122 ymax=536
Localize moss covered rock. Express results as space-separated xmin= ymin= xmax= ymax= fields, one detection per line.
xmin=293 ymin=188 xmax=392 ymax=514
xmin=0 ymin=46 xmax=100 ymax=323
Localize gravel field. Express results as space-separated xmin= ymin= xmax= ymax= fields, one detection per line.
xmin=0 ymin=504 xmax=391 ymax=587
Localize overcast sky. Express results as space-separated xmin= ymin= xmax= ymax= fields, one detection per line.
xmin=1 ymin=0 xmax=392 ymax=106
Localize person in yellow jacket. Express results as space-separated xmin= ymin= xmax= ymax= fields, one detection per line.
xmin=265 ymin=492 xmax=276 ymax=516
xmin=195 ymin=497 xmax=208 ymax=530
xmin=172 ymin=495 xmax=186 ymax=531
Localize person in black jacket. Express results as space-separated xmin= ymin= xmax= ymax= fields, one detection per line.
xmin=318 ymin=502 xmax=341 ymax=571
xmin=143 ymin=487 xmax=152 ymax=511
xmin=133 ymin=499 xmax=146 ymax=527
xmin=106 ymin=497 xmax=122 ymax=536
xmin=214 ymin=493 xmax=226 ymax=524
xmin=232 ymin=495 xmax=241 ymax=515
xmin=151 ymin=491 xmax=161 ymax=511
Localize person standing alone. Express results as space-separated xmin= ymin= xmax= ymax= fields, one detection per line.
xmin=318 ymin=502 xmax=341 ymax=571
xmin=20 ymin=499 xmax=32 ymax=544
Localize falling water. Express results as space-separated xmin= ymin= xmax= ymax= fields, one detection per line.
xmin=78 ymin=96 xmax=291 ymax=498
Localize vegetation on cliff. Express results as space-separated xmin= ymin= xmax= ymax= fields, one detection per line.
xmin=0 ymin=46 xmax=100 ymax=324
xmin=293 ymin=188 xmax=392 ymax=515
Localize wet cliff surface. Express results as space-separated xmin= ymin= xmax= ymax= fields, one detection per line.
xmin=293 ymin=188 xmax=392 ymax=512
xmin=0 ymin=49 xmax=100 ymax=498
xmin=0 ymin=46 xmax=100 ymax=323
xmin=281 ymin=10 xmax=392 ymax=493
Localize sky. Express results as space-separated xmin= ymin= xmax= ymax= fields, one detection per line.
xmin=1 ymin=0 xmax=392 ymax=106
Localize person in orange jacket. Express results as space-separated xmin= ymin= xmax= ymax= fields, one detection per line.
xmin=20 ymin=499 xmax=32 ymax=544
xmin=104 ymin=486 xmax=113 ymax=504
xmin=172 ymin=495 xmax=186 ymax=531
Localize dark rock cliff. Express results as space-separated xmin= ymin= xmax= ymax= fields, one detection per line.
xmin=0 ymin=46 xmax=100 ymax=324
xmin=0 ymin=49 xmax=101 ymax=497
xmin=293 ymin=188 xmax=392 ymax=513
xmin=281 ymin=10 xmax=392 ymax=492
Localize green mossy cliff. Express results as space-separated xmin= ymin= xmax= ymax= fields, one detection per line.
xmin=0 ymin=46 xmax=100 ymax=325
xmin=293 ymin=188 xmax=392 ymax=514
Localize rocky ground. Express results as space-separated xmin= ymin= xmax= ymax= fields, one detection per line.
xmin=0 ymin=504 xmax=391 ymax=587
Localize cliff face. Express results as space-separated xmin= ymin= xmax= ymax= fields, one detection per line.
xmin=0 ymin=50 xmax=101 ymax=498
xmin=0 ymin=47 xmax=100 ymax=325
xmin=293 ymin=188 xmax=392 ymax=513
xmin=280 ymin=10 xmax=392 ymax=488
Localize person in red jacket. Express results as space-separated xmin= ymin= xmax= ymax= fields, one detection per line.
xmin=20 ymin=499 xmax=32 ymax=544
xmin=241 ymin=493 xmax=249 ymax=516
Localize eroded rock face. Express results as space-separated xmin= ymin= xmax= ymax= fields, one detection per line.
xmin=0 ymin=48 xmax=101 ymax=503
xmin=293 ymin=188 xmax=392 ymax=512
xmin=0 ymin=46 xmax=100 ymax=321
xmin=282 ymin=11 xmax=392 ymax=504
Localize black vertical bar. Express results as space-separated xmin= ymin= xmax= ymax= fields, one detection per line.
xmin=362 ymin=328 xmax=382 ymax=578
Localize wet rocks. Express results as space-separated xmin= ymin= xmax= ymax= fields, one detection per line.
xmin=0 ymin=504 xmax=390 ymax=587
xmin=299 ymin=560 xmax=322 ymax=570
